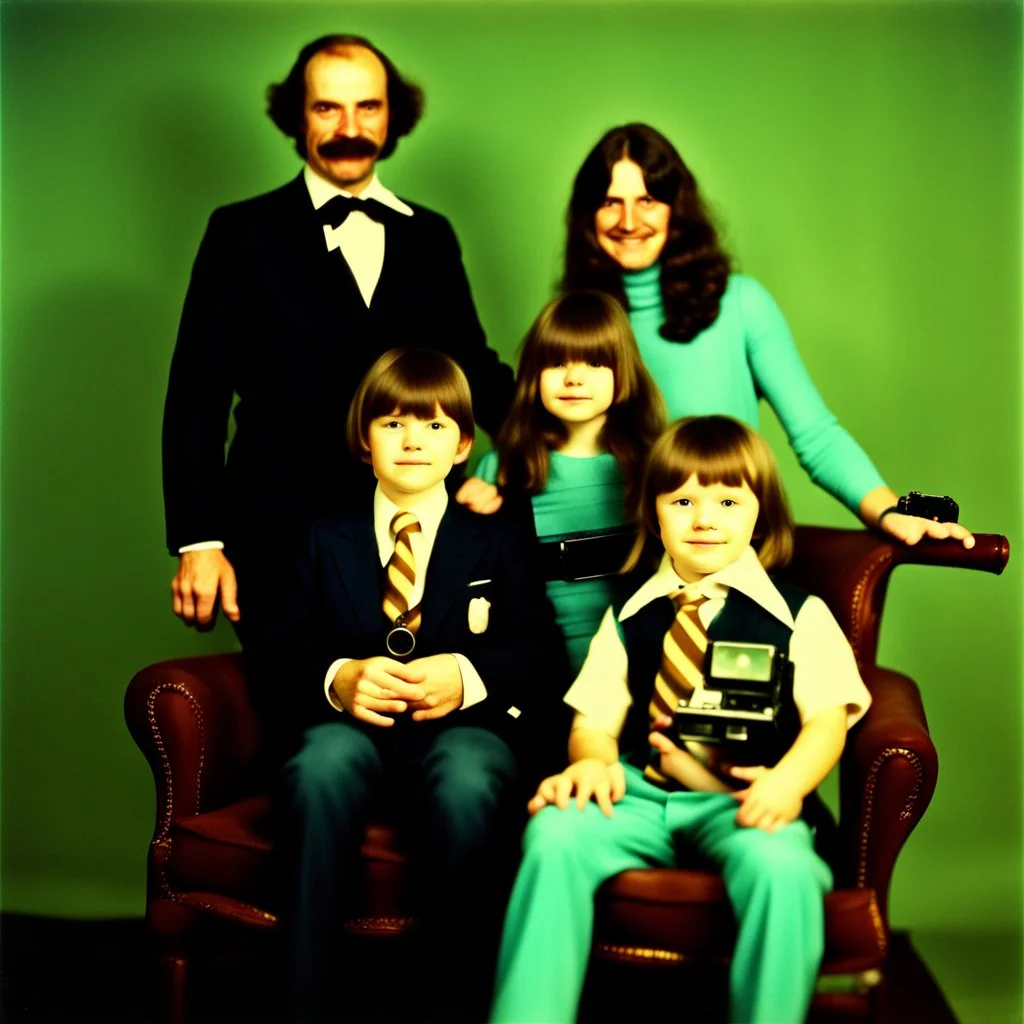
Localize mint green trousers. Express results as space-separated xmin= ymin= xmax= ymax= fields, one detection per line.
xmin=491 ymin=766 xmax=831 ymax=1024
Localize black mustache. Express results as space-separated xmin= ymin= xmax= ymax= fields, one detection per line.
xmin=317 ymin=136 xmax=380 ymax=159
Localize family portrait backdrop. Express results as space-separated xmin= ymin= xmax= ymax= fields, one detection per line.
xmin=2 ymin=0 xmax=1021 ymax=1015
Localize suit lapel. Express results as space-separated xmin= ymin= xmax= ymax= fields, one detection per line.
xmin=418 ymin=504 xmax=483 ymax=644
xmin=370 ymin=210 xmax=416 ymax=313
xmin=271 ymin=174 xmax=367 ymax=318
xmin=324 ymin=508 xmax=384 ymax=638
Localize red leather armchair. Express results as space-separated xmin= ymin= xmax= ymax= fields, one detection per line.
xmin=125 ymin=526 xmax=1009 ymax=1022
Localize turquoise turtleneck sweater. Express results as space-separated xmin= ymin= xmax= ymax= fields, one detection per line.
xmin=623 ymin=265 xmax=884 ymax=513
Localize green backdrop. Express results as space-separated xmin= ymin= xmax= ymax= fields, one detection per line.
xmin=2 ymin=0 xmax=1020 ymax=999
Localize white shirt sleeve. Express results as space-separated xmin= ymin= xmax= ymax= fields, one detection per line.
xmin=178 ymin=540 xmax=225 ymax=553
xmin=453 ymin=654 xmax=487 ymax=710
xmin=324 ymin=658 xmax=351 ymax=713
xmin=563 ymin=607 xmax=632 ymax=738
xmin=789 ymin=595 xmax=872 ymax=728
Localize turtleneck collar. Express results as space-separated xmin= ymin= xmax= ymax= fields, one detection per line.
xmin=622 ymin=263 xmax=663 ymax=316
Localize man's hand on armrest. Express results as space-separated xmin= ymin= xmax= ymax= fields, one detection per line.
xmin=171 ymin=548 xmax=239 ymax=628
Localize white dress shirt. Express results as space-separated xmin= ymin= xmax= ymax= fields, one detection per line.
xmin=323 ymin=483 xmax=488 ymax=713
xmin=304 ymin=164 xmax=413 ymax=308
xmin=564 ymin=545 xmax=871 ymax=739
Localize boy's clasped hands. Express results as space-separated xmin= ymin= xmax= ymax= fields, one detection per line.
xmin=330 ymin=654 xmax=465 ymax=726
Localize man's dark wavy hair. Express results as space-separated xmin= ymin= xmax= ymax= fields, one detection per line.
xmin=562 ymin=123 xmax=731 ymax=343
xmin=267 ymin=34 xmax=424 ymax=161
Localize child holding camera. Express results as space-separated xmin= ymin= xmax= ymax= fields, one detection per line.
xmin=490 ymin=415 xmax=872 ymax=1024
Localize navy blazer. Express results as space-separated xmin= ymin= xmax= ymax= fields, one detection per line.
xmin=265 ymin=499 xmax=570 ymax=762
xmin=162 ymin=174 xmax=514 ymax=555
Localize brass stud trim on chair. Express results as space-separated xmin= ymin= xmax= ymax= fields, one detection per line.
xmin=178 ymin=892 xmax=278 ymax=925
xmin=146 ymin=681 xmax=207 ymax=897
xmin=593 ymin=943 xmax=730 ymax=966
xmin=343 ymin=915 xmax=417 ymax=935
xmin=857 ymin=745 xmax=924 ymax=889
xmin=848 ymin=548 xmax=894 ymax=663
xmin=595 ymin=943 xmax=686 ymax=964
xmin=866 ymin=890 xmax=888 ymax=956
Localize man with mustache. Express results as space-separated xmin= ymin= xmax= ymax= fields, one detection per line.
xmin=162 ymin=35 xmax=514 ymax=665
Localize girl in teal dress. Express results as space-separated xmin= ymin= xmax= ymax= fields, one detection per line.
xmin=476 ymin=291 xmax=665 ymax=674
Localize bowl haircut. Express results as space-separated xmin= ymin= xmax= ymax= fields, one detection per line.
xmin=346 ymin=348 xmax=475 ymax=460
xmin=630 ymin=415 xmax=794 ymax=572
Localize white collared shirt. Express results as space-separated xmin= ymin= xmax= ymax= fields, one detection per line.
xmin=564 ymin=545 xmax=871 ymax=739
xmin=324 ymin=483 xmax=487 ymax=712
xmin=304 ymin=165 xmax=413 ymax=307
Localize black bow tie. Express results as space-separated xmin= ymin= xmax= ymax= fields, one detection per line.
xmin=319 ymin=194 xmax=396 ymax=229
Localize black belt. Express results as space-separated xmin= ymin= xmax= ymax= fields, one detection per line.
xmin=536 ymin=526 xmax=637 ymax=582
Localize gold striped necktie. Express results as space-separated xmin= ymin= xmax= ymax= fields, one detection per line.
xmin=645 ymin=583 xmax=709 ymax=785
xmin=382 ymin=510 xmax=422 ymax=656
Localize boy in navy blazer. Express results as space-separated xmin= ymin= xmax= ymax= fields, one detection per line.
xmin=273 ymin=348 xmax=562 ymax=1022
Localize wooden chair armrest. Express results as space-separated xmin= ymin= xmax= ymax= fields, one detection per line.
xmin=124 ymin=653 xmax=258 ymax=831
xmin=785 ymin=528 xmax=1009 ymax=665
xmin=836 ymin=666 xmax=938 ymax=923
xmin=888 ymin=532 xmax=1009 ymax=574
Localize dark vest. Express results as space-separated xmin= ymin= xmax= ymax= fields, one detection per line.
xmin=616 ymin=579 xmax=839 ymax=857
xmin=617 ymin=582 xmax=809 ymax=769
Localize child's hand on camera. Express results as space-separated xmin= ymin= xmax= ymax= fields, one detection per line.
xmin=648 ymin=716 xmax=732 ymax=793
xmin=729 ymin=765 xmax=803 ymax=831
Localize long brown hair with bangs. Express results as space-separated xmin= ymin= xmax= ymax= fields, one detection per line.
xmin=493 ymin=291 xmax=665 ymax=511
xmin=628 ymin=416 xmax=794 ymax=572
xmin=563 ymin=123 xmax=731 ymax=343
xmin=347 ymin=348 xmax=475 ymax=460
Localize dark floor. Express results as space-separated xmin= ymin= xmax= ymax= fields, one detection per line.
xmin=0 ymin=914 xmax=957 ymax=1023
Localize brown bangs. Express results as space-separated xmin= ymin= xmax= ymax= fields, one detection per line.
xmin=363 ymin=376 xmax=470 ymax=425
xmin=633 ymin=416 xmax=794 ymax=572
xmin=531 ymin=327 xmax=623 ymax=374
xmin=647 ymin=432 xmax=760 ymax=497
xmin=347 ymin=348 xmax=474 ymax=458
xmin=520 ymin=291 xmax=636 ymax=400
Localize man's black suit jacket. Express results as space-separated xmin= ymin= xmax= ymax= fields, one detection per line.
xmin=161 ymin=174 xmax=514 ymax=558
xmin=268 ymin=500 xmax=570 ymax=764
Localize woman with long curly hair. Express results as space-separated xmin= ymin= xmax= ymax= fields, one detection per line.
xmin=562 ymin=122 xmax=971 ymax=548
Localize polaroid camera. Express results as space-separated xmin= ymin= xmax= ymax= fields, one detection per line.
xmin=673 ymin=641 xmax=793 ymax=767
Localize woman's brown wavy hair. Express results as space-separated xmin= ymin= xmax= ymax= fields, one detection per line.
xmin=493 ymin=291 xmax=665 ymax=513
xmin=562 ymin=123 xmax=731 ymax=343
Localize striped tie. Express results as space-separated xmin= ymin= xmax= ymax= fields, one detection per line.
xmin=382 ymin=511 xmax=422 ymax=634
xmin=645 ymin=584 xmax=708 ymax=786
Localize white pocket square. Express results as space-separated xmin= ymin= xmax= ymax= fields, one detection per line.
xmin=468 ymin=596 xmax=491 ymax=634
